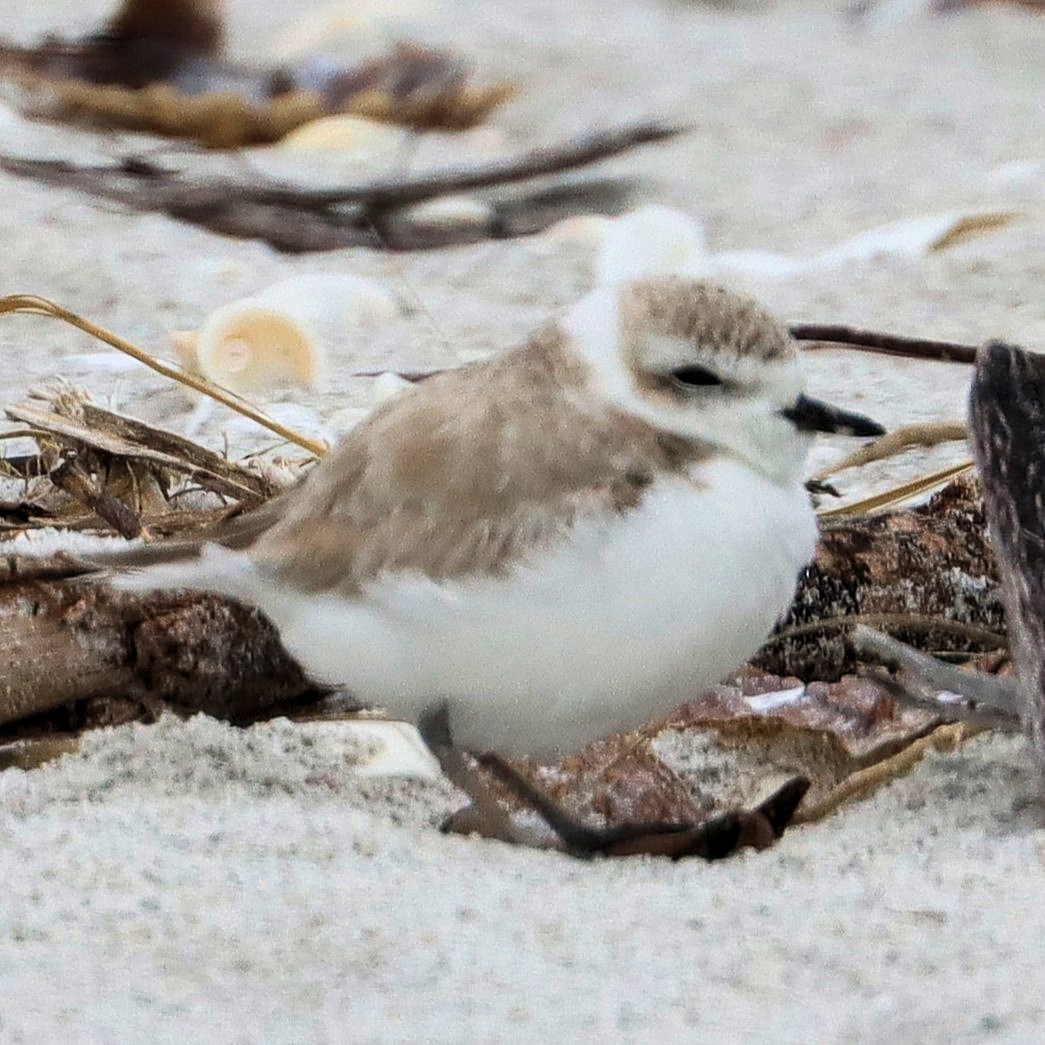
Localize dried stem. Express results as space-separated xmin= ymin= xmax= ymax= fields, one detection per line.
xmin=0 ymin=122 xmax=684 ymax=251
xmin=813 ymin=421 xmax=968 ymax=480
xmin=852 ymin=625 xmax=1019 ymax=719
xmin=817 ymin=461 xmax=974 ymax=518
xmin=791 ymin=324 xmax=978 ymax=364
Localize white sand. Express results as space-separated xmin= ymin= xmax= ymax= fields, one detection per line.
xmin=1 ymin=0 xmax=1045 ymax=1040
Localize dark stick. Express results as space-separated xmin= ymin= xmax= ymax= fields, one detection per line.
xmin=791 ymin=324 xmax=978 ymax=364
xmin=0 ymin=121 xmax=685 ymax=214
xmin=49 ymin=454 xmax=143 ymax=539
xmin=355 ymin=322 xmax=984 ymax=383
xmin=240 ymin=121 xmax=686 ymax=211
xmin=0 ymin=122 xmax=682 ymax=252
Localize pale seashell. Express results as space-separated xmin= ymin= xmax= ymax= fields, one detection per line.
xmin=398 ymin=194 xmax=494 ymax=232
xmin=708 ymin=211 xmax=1020 ymax=283
xmin=170 ymin=330 xmax=199 ymax=369
xmin=745 ymin=686 xmax=806 ymax=713
xmin=259 ymin=272 xmax=398 ymax=327
xmin=182 ymin=273 xmax=398 ymax=395
xmin=277 ymin=114 xmax=407 ymax=157
xmin=194 ymin=300 xmax=325 ymax=394
xmin=545 ymin=214 xmax=610 ymax=247
xmin=986 ymin=159 xmax=1044 ymax=189
xmin=595 ymin=205 xmax=712 ymax=286
xmin=342 ymin=720 xmax=442 ymax=779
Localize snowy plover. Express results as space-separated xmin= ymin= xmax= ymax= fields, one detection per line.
xmin=105 ymin=276 xmax=882 ymax=848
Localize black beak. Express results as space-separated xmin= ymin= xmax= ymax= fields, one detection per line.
xmin=779 ymin=394 xmax=885 ymax=437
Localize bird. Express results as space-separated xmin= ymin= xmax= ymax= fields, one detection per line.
xmin=100 ymin=275 xmax=883 ymax=852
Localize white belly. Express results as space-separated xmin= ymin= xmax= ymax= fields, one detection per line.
xmin=257 ymin=458 xmax=818 ymax=758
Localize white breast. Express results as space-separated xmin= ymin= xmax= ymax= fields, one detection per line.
xmin=247 ymin=456 xmax=818 ymax=758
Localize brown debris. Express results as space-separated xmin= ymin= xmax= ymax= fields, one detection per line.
xmin=757 ymin=473 xmax=1004 ymax=680
xmin=792 ymin=323 xmax=978 ymax=364
xmin=469 ymin=668 xmax=950 ymax=854
xmin=0 ymin=0 xmax=511 ymax=145
xmin=3 ymin=386 xmax=275 ymax=536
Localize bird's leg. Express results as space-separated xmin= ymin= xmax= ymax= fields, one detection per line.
xmin=416 ymin=702 xmax=539 ymax=847
xmin=417 ymin=702 xmax=808 ymax=859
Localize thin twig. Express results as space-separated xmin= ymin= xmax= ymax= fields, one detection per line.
xmin=763 ymin=613 xmax=1006 ymax=652
xmin=852 ymin=625 xmax=1019 ymax=720
xmin=0 ymin=122 xmax=685 ymax=214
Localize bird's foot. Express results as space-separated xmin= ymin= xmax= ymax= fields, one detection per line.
xmin=479 ymin=752 xmax=809 ymax=860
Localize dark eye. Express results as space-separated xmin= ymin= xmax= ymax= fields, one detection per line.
xmin=671 ymin=365 xmax=723 ymax=389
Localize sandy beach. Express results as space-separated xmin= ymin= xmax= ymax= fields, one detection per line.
xmin=2 ymin=0 xmax=1045 ymax=1041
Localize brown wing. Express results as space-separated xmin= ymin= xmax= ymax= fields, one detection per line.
xmin=250 ymin=328 xmax=706 ymax=594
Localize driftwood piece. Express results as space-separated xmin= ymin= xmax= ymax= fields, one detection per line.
xmin=49 ymin=454 xmax=143 ymax=538
xmin=0 ymin=122 xmax=684 ymax=252
xmin=756 ymin=473 xmax=1004 ymax=680
xmin=969 ymin=341 xmax=1045 ymax=763
xmin=0 ymin=568 xmax=322 ymax=737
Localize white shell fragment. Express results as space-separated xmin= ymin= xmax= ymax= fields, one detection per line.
xmin=811 ymin=211 xmax=1019 ymax=266
xmin=175 ymin=273 xmax=398 ymax=396
xmin=370 ymin=371 xmax=415 ymax=407
xmin=595 ymin=204 xmax=712 ymax=285
xmin=271 ymin=0 xmax=438 ymax=59
xmin=341 ymin=719 xmax=443 ymax=780
xmin=745 ymin=686 xmax=807 ymax=713
xmin=397 ymin=194 xmax=494 ymax=234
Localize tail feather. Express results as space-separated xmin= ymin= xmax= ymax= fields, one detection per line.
xmin=82 ymin=499 xmax=281 ymax=572
xmin=112 ymin=543 xmax=260 ymax=602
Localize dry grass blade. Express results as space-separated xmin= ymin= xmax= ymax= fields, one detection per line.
xmin=930 ymin=212 xmax=1022 ymax=251
xmin=793 ymin=723 xmax=973 ymax=825
xmin=0 ymin=295 xmax=328 ymax=456
xmin=817 ymin=460 xmax=974 ymax=518
xmin=813 ymin=421 xmax=968 ymax=480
